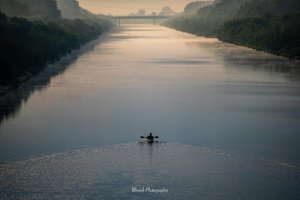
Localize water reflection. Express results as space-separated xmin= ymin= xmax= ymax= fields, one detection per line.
xmin=185 ymin=39 xmax=300 ymax=81
xmin=0 ymin=37 xmax=101 ymax=125
xmin=0 ymin=25 xmax=300 ymax=165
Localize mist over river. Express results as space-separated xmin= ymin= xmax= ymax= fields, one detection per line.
xmin=0 ymin=25 xmax=300 ymax=199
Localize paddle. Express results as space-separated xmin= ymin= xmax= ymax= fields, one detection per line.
xmin=140 ymin=136 xmax=159 ymax=138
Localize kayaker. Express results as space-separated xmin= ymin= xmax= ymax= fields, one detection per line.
xmin=146 ymin=132 xmax=154 ymax=142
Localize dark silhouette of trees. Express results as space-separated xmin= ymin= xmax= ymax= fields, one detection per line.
xmin=184 ymin=1 xmax=213 ymax=15
xmin=218 ymin=14 xmax=300 ymax=58
xmin=0 ymin=0 xmax=61 ymax=20
xmin=0 ymin=12 xmax=112 ymax=88
xmin=164 ymin=0 xmax=300 ymax=59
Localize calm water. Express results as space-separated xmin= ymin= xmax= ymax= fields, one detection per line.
xmin=0 ymin=24 xmax=300 ymax=199
xmin=1 ymin=143 xmax=300 ymax=199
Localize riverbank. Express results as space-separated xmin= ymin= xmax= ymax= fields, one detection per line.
xmin=163 ymin=14 xmax=300 ymax=60
xmin=163 ymin=0 xmax=300 ymax=60
xmin=0 ymin=12 xmax=113 ymax=96
xmin=0 ymin=29 xmax=114 ymax=125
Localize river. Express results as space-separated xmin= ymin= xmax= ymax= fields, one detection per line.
xmin=0 ymin=25 xmax=300 ymax=199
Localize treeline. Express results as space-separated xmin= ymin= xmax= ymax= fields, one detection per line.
xmin=0 ymin=0 xmax=61 ymax=20
xmin=0 ymin=12 xmax=112 ymax=88
xmin=164 ymin=0 xmax=300 ymax=59
xmin=219 ymin=14 xmax=300 ymax=58
xmin=0 ymin=0 xmax=113 ymax=93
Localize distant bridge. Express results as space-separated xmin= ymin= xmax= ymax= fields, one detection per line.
xmin=111 ymin=15 xmax=174 ymax=25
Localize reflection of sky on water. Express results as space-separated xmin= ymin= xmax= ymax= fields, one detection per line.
xmin=1 ymin=143 xmax=300 ymax=199
xmin=0 ymin=25 xmax=300 ymax=166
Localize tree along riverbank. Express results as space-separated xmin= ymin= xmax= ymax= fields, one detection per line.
xmin=163 ymin=0 xmax=300 ymax=60
xmin=0 ymin=12 xmax=113 ymax=96
xmin=164 ymin=14 xmax=300 ymax=59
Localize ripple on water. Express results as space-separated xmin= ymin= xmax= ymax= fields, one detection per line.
xmin=0 ymin=143 xmax=300 ymax=200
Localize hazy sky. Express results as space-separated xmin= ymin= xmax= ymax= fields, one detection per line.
xmin=78 ymin=0 xmax=199 ymax=15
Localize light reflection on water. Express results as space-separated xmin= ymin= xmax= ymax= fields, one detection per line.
xmin=0 ymin=142 xmax=300 ymax=199
xmin=0 ymin=24 xmax=300 ymax=166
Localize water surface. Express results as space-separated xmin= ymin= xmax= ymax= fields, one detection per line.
xmin=0 ymin=25 xmax=300 ymax=164
xmin=1 ymin=143 xmax=300 ymax=199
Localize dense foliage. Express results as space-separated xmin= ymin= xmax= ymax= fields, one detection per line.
xmin=164 ymin=0 xmax=254 ymax=37
xmin=0 ymin=12 xmax=111 ymax=87
xmin=163 ymin=16 xmax=219 ymax=37
xmin=184 ymin=1 xmax=213 ymax=15
xmin=164 ymin=0 xmax=300 ymax=59
xmin=218 ymin=14 xmax=300 ymax=58
xmin=0 ymin=0 xmax=61 ymax=20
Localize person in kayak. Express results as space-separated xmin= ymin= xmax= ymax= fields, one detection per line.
xmin=146 ymin=132 xmax=154 ymax=142
xmin=140 ymin=133 xmax=158 ymax=143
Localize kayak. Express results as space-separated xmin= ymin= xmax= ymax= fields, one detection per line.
xmin=140 ymin=135 xmax=159 ymax=144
